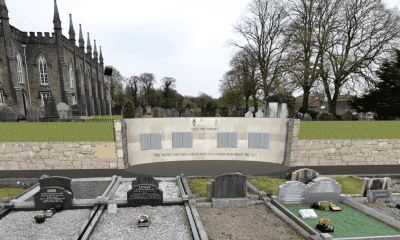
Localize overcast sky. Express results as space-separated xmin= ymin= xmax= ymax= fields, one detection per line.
xmin=6 ymin=0 xmax=400 ymax=101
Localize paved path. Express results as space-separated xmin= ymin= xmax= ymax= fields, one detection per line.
xmin=0 ymin=161 xmax=400 ymax=179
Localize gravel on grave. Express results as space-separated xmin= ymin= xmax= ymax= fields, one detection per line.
xmin=0 ymin=209 xmax=91 ymax=240
xmin=89 ymin=180 xmax=194 ymax=240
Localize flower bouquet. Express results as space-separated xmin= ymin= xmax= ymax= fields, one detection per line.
xmin=137 ymin=214 xmax=151 ymax=227
xmin=34 ymin=212 xmax=46 ymax=224
xmin=316 ymin=218 xmax=334 ymax=232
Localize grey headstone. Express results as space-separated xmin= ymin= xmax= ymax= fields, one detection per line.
xmin=26 ymin=106 xmax=40 ymax=122
xmin=146 ymin=106 xmax=151 ymax=115
xmin=361 ymin=177 xmax=391 ymax=197
xmin=306 ymin=177 xmax=342 ymax=204
xmin=255 ymin=110 xmax=263 ymax=118
xmin=136 ymin=106 xmax=143 ymax=117
xmin=277 ymin=181 xmax=307 ymax=205
xmin=291 ymin=168 xmax=322 ymax=185
xmin=230 ymin=109 xmax=238 ymax=117
xmin=266 ymin=102 xmax=278 ymax=118
xmin=366 ymin=189 xmax=392 ymax=203
xmin=278 ymin=103 xmax=288 ymax=118
xmin=44 ymin=96 xmax=59 ymax=118
xmin=0 ymin=107 xmax=17 ymax=122
xmin=165 ymin=108 xmax=171 ymax=117
xmin=215 ymin=113 xmax=221 ymax=117
xmin=214 ymin=173 xmax=247 ymax=198
xmin=132 ymin=176 xmax=159 ymax=188
xmin=245 ymin=111 xmax=253 ymax=118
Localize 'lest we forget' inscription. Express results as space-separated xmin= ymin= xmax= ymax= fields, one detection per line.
xmin=127 ymin=184 xmax=163 ymax=207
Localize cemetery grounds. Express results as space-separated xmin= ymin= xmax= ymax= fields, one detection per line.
xmin=1 ymin=114 xmax=400 ymax=239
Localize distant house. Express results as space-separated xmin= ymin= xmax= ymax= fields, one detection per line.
xmin=296 ymin=91 xmax=374 ymax=119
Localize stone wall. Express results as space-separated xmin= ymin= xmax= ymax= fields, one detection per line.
xmin=283 ymin=119 xmax=400 ymax=167
xmin=0 ymin=120 xmax=125 ymax=170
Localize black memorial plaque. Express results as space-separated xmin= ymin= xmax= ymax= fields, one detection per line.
xmin=34 ymin=186 xmax=73 ymax=210
xmin=127 ymin=184 xmax=163 ymax=207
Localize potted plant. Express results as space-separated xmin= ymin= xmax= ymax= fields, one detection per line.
xmin=316 ymin=218 xmax=334 ymax=232
xmin=137 ymin=214 xmax=151 ymax=227
xmin=34 ymin=212 xmax=46 ymax=224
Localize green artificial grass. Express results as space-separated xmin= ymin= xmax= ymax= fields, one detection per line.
xmin=285 ymin=203 xmax=400 ymax=238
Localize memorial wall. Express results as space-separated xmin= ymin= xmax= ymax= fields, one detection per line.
xmin=122 ymin=118 xmax=292 ymax=166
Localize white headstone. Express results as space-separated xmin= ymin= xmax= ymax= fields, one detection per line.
xmin=267 ymin=102 xmax=278 ymax=118
xmin=56 ymin=102 xmax=69 ymax=119
xmin=255 ymin=110 xmax=263 ymax=118
xmin=278 ymin=103 xmax=288 ymax=118
xmin=245 ymin=111 xmax=253 ymax=118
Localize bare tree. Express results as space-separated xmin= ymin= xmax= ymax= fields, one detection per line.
xmin=138 ymin=73 xmax=157 ymax=107
xmin=317 ymin=0 xmax=400 ymax=116
xmin=218 ymin=70 xmax=246 ymax=111
xmin=226 ymin=0 xmax=292 ymax=102
xmin=160 ymin=77 xmax=177 ymax=108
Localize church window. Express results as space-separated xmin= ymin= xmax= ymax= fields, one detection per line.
xmin=69 ymin=60 xmax=74 ymax=89
xmin=16 ymin=52 xmax=24 ymax=84
xmin=40 ymin=92 xmax=50 ymax=107
xmin=79 ymin=65 xmax=84 ymax=91
xmin=39 ymin=55 xmax=48 ymax=85
xmin=0 ymin=90 xmax=4 ymax=105
xmin=72 ymin=93 xmax=76 ymax=105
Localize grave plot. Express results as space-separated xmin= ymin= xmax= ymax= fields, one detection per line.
xmin=0 ymin=176 xmax=110 ymax=239
xmin=87 ymin=176 xmax=194 ymax=239
xmin=275 ymin=176 xmax=400 ymax=239
xmin=285 ymin=203 xmax=400 ymax=238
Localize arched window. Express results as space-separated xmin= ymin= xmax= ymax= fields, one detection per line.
xmin=69 ymin=60 xmax=74 ymax=88
xmin=39 ymin=55 xmax=48 ymax=85
xmin=16 ymin=52 xmax=24 ymax=83
xmin=79 ymin=65 xmax=84 ymax=92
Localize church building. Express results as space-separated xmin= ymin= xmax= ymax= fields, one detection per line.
xmin=0 ymin=0 xmax=111 ymax=118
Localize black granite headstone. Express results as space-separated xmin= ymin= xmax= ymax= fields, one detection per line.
xmin=127 ymin=184 xmax=163 ymax=207
xmin=34 ymin=186 xmax=73 ymax=210
xmin=132 ymin=176 xmax=159 ymax=188
xmin=38 ymin=176 xmax=73 ymax=193
xmin=214 ymin=173 xmax=247 ymax=199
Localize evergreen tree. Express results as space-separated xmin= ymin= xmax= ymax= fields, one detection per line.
xmin=122 ymin=99 xmax=136 ymax=118
xmin=347 ymin=48 xmax=400 ymax=120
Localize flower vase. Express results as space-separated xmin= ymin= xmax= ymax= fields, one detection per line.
xmin=137 ymin=220 xmax=150 ymax=227
xmin=316 ymin=224 xmax=334 ymax=233
xmin=34 ymin=215 xmax=46 ymax=224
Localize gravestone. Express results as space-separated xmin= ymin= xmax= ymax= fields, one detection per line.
xmin=366 ymin=189 xmax=392 ymax=203
xmin=214 ymin=173 xmax=247 ymax=199
xmin=361 ymin=177 xmax=391 ymax=197
xmin=145 ymin=106 xmax=151 ymax=115
xmin=255 ymin=110 xmax=263 ymax=118
xmin=277 ymin=181 xmax=307 ymax=205
xmin=165 ymin=109 xmax=172 ymax=117
xmin=171 ymin=108 xmax=179 ymax=117
xmin=132 ymin=176 xmax=159 ymax=188
xmin=215 ymin=113 xmax=221 ymax=117
xmin=291 ymin=168 xmax=322 ymax=185
xmin=266 ymin=102 xmax=278 ymax=118
xmin=0 ymin=107 xmax=17 ymax=122
xmin=278 ymin=103 xmax=288 ymax=118
xmin=71 ymin=105 xmax=80 ymax=117
xmin=245 ymin=111 xmax=253 ymax=118
xmin=57 ymin=102 xmax=69 ymax=119
xmin=33 ymin=176 xmax=74 ymax=210
xmin=127 ymin=184 xmax=163 ymax=207
xmin=136 ymin=106 xmax=143 ymax=118
xmin=26 ymin=106 xmax=40 ymax=122
xmin=230 ymin=109 xmax=238 ymax=117
xmin=44 ymin=96 xmax=59 ymax=118
xmin=306 ymin=177 xmax=342 ymax=204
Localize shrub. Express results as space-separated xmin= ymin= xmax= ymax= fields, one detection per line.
xmin=122 ymin=99 xmax=136 ymax=118
xmin=298 ymin=106 xmax=308 ymax=114
xmin=343 ymin=110 xmax=353 ymax=121
xmin=317 ymin=111 xmax=334 ymax=121
xmin=335 ymin=113 xmax=343 ymax=121
xmin=306 ymin=110 xmax=319 ymax=120
xmin=286 ymin=169 xmax=297 ymax=180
